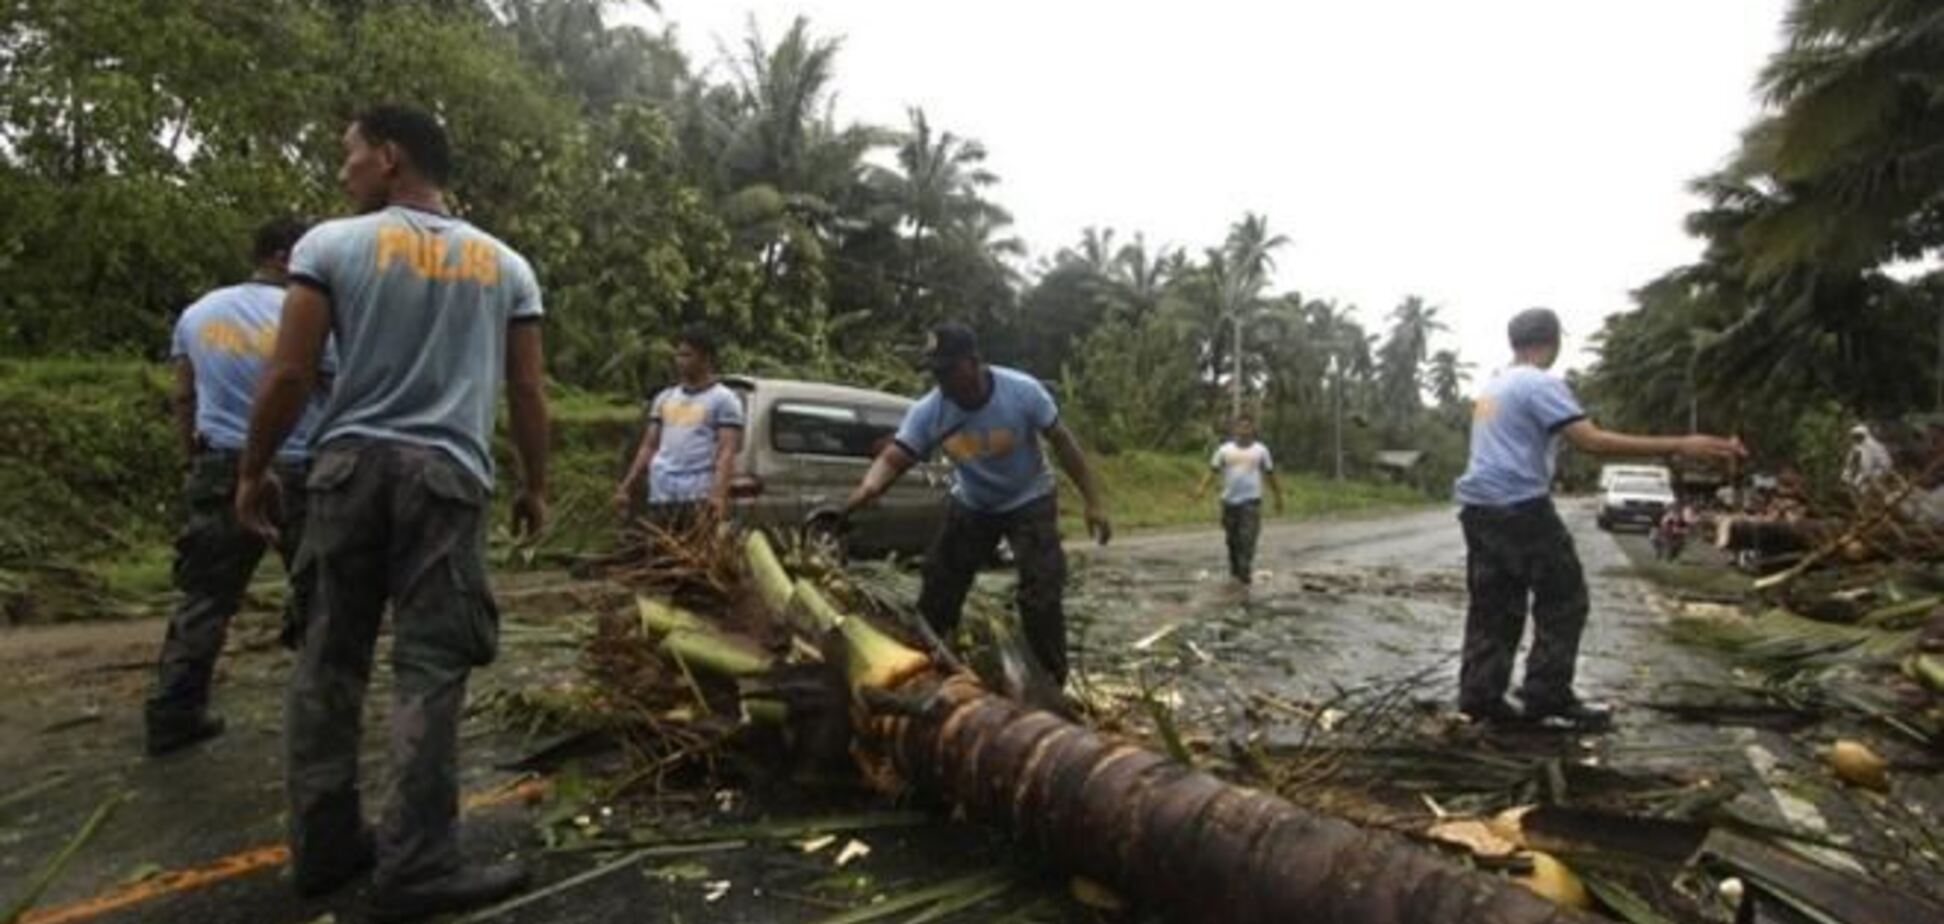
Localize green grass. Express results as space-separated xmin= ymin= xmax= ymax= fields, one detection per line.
xmin=1058 ymin=450 xmax=1430 ymax=533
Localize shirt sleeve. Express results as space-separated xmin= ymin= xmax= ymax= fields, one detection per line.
xmin=893 ymin=392 xmax=941 ymax=459
xmin=287 ymin=225 xmax=338 ymax=295
xmin=712 ymin=388 xmax=746 ymax=429
xmin=1025 ymin=376 xmax=1059 ymax=431
xmin=1210 ymin=446 xmax=1226 ymax=471
xmin=1260 ymin=446 xmax=1275 ymax=472
xmin=647 ymin=389 xmax=668 ymax=424
xmin=1529 ymin=376 xmax=1587 ymax=433
xmin=508 ymin=251 xmax=543 ymax=321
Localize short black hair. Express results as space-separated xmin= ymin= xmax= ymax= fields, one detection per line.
xmin=675 ymin=323 xmax=717 ymax=360
xmin=1508 ymin=307 xmax=1563 ymax=350
xmin=252 ymin=216 xmax=310 ymax=263
xmin=353 ymin=104 xmax=453 ymax=186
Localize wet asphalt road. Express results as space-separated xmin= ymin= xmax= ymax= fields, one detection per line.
xmin=0 ymin=500 xmax=1931 ymax=922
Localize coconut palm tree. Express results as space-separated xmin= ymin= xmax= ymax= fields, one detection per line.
xmin=1736 ymin=0 xmax=1944 ymax=276
xmin=1377 ymin=295 xmax=1447 ymax=420
xmin=1217 ymin=213 xmax=1290 ymax=418
xmin=1427 ymin=349 xmax=1473 ymax=409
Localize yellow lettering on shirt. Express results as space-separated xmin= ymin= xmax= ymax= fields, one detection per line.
xmin=942 ymin=428 xmax=1018 ymax=462
xmin=374 ymin=226 xmax=500 ymax=285
xmin=660 ymin=401 xmax=707 ymax=428
xmin=197 ymin=319 xmax=275 ymax=357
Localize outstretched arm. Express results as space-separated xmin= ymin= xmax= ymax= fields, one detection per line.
xmin=1560 ymin=420 xmax=1744 ymax=460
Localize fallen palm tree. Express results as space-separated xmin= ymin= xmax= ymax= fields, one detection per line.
xmin=587 ymin=531 xmax=1592 ymax=924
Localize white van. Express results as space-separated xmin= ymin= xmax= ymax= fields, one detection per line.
xmin=1598 ymin=464 xmax=1673 ymax=492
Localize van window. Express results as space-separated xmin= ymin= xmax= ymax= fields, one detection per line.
xmin=772 ymin=401 xmax=900 ymax=459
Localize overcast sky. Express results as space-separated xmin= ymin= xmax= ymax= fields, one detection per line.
xmin=629 ymin=1 xmax=1789 ymax=380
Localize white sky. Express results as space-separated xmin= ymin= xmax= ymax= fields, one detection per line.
xmin=629 ymin=0 xmax=1789 ymax=380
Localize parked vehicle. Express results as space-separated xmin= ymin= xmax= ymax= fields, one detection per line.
xmin=1597 ymin=476 xmax=1677 ymax=532
xmin=719 ymin=375 xmax=950 ymax=558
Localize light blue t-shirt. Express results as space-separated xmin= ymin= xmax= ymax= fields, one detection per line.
xmin=647 ymin=382 xmax=746 ymax=504
xmin=894 ymin=366 xmax=1058 ymax=514
xmin=1211 ymin=440 xmax=1274 ymax=506
xmin=289 ymin=206 xmax=543 ymax=487
xmin=1453 ymin=365 xmax=1586 ymax=507
xmin=169 ymin=281 xmax=329 ymax=461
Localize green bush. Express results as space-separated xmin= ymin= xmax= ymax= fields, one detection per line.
xmin=0 ymin=359 xmax=178 ymax=566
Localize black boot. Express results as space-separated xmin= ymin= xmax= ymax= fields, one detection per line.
xmin=145 ymin=712 xmax=226 ymax=757
xmin=294 ymin=827 xmax=376 ymax=898
xmin=368 ymin=862 xmax=531 ymax=923
xmin=1458 ymin=698 xmax=1525 ymax=725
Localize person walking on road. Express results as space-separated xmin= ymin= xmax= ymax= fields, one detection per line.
xmin=1194 ymin=415 xmax=1284 ymax=584
xmin=1453 ymin=308 xmax=1744 ymax=730
xmin=235 ymin=104 xmax=550 ymax=920
xmin=145 ymin=217 xmax=325 ymax=757
xmin=614 ymin=324 xmax=745 ymax=535
xmin=844 ymin=322 xmax=1110 ymax=684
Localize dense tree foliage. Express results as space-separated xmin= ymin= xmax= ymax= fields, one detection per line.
xmin=1586 ymin=0 xmax=1944 ymax=469
xmin=0 ymin=0 xmax=1471 ymax=480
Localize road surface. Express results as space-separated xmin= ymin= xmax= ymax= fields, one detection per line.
xmin=1 ymin=500 xmax=1931 ymax=922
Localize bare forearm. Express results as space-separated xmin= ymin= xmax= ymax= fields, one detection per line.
xmin=847 ymin=452 xmax=910 ymax=512
xmin=1571 ymin=426 xmax=1681 ymax=458
xmin=711 ymin=432 xmax=741 ymax=502
xmin=241 ymin=364 xmax=312 ymax=478
xmin=1053 ymin=436 xmax=1103 ymax=509
xmin=508 ymin=382 xmax=550 ymax=497
xmin=620 ymin=432 xmax=656 ymax=488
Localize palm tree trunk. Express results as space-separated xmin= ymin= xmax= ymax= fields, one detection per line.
xmin=864 ymin=675 xmax=1588 ymax=924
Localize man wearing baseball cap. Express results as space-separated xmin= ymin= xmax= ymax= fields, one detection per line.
xmin=845 ymin=321 xmax=1110 ymax=684
xmin=1454 ymin=308 xmax=1744 ymax=730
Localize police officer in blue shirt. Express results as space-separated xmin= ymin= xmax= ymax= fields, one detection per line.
xmin=1454 ymin=308 xmax=1743 ymax=729
xmin=845 ymin=322 xmax=1110 ymax=683
xmin=146 ymin=217 xmax=323 ymax=757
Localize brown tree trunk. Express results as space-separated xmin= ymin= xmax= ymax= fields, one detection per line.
xmin=863 ymin=676 xmax=1589 ymax=924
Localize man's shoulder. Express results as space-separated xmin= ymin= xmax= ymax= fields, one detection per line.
xmin=304 ymin=212 xmax=389 ymax=244
xmin=179 ymin=282 xmax=269 ymax=324
xmin=988 ymin=365 xmax=1043 ymax=391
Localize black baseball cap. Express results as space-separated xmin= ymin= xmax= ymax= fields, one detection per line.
xmin=923 ymin=322 xmax=980 ymax=371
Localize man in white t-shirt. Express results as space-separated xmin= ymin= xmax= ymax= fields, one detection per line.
xmin=1195 ymin=416 xmax=1283 ymax=583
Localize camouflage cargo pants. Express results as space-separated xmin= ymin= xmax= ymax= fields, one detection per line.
xmin=1221 ymin=501 xmax=1262 ymax=582
xmin=285 ymin=440 xmax=501 ymax=891
xmin=1457 ymin=498 xmax=1590 ymax=713
xmin=146 ymin=451 xmax=309 ymax=734
xmin=919 ymin=495 xmax=1070 ymax=682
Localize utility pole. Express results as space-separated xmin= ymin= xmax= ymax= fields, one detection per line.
xmin=1231 ymin=313 xmax=1244 ymax=422
xmin=1331 ymin=355 xmax=1345 ymax=481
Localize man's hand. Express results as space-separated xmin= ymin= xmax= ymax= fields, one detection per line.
xmin=1274 ymin=495 xmax=1286 ymax=516
xmin=1679 ymin=434 xmax=1747 ymax=460
xmin=1085 ymin=503 xmax=1113 ymax=547
xmin=611 ymin=480 xmax=635 ymax=515
xmin=512 ymin=490 xmax=549 ymax=542
xmin=708 ymin=491 xmax=730 ymax=524
xmin=235 ymin=471 xmax=283 ymax=542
